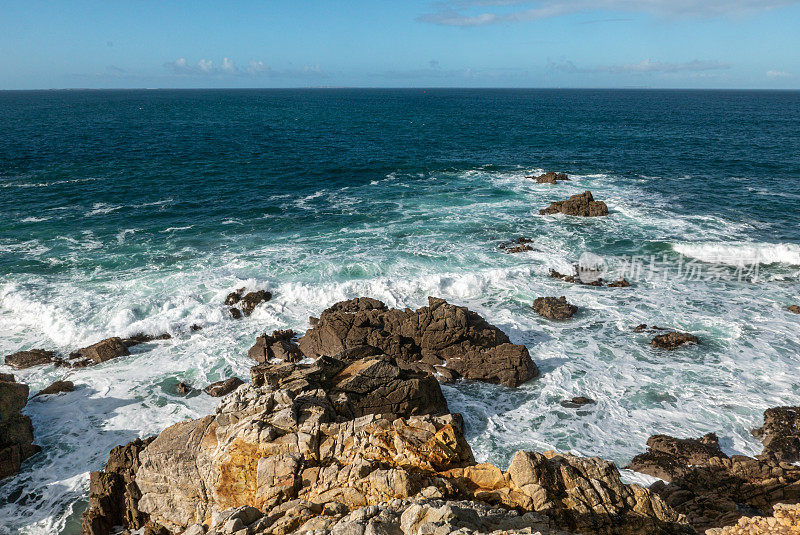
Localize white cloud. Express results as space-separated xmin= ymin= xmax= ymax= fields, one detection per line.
xmin=221 ymin=57 xmax=237 ymax=73
xmin=419 ymin=0 xmax=800 ymax=26
xmin=766 ymin=70 xmax=791 ymax=78
xmin=163 ymin=57 xmax=326 ymax=79
xmin=197 ymin=59 xmax=214 ymax=73
xmin=549 ymin=58 xmax=730 ymax=74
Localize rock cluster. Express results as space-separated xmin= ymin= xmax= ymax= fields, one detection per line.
xmin=628 ymin=425 xmax=800 ymax=532
xmin=549 ymin=269 xmax=630 ymax=288
xmin=650 ymin=332 xmax=699 ymax=350
xmin=498 ymin=237 xmax=535 ymax=254
xmin=539 ymin=191 xmax=609 ymax=217
xmin=226 ymin=288 xmax=273 ymax=318
xmin=295 ymin=297 xmax=538 ymax=388
xmin=0 ymin=374 xmax=39 ymax=480
xmin=84 ymin=352 xmax=690 ymax=535
xmin=705 ymin=503 xmax=800 ymax=535
xmin=249 ymin=330 xmax=303 ymax=364
xmin=529 ymin=172 xmax=570 ymax=184
xmin=532 ymin=297 xmax=577 ymax=320
xmin=752 ymin=406 xmax=800 ymax=463
xmin=4 ymin=349 xmax=56 ymax=369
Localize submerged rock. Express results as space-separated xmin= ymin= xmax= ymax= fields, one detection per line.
xmin=533 ymin=296 xmax=578 ymax=320
xmin=752 ymin=406 xmax=800 ymax=463
xmin=651 ymin=331 xmax=699 ymax=350
xmin=297 ymin=296 xmax=538 ymax=388
xmin=0 ymin=374 xmax=39 ymax=480
xmin=204 ymin=377 xmax=245 ymax=397
xmin=539 ymin=191 xmax=609 ymax=217
xmin=4 ymin=349 xmax=56 ymax=369
xmin=628 ymin=431 xmax=800 ymax=531
xmin=560 ymin=396 xmax=595 ymax=408
xmin=529 ymin=171 xmax=570 ymax=184
xmin=498 ymin=237 xmax=535 ymax=254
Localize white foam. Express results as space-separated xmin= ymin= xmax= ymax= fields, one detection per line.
xmin=673 ymin=242 xmax=800 ymax=266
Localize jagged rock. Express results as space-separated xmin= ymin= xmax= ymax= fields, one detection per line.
xmin=0 ymin=374 xmax=39 ymax=480
xmin=539 ymin=191 xmax=609 ymax=217
xmin=498 ymin=237 xmax=535 ymax=254
xmin=560 ymin=397 xmax=595 ymax=408
xmin=239 ymin=290 xmax=272 ymax=316
xmin=634 ymin=324 xmax=666 ymax=333
xmin=788 ymin=305 xmax=800 ymax=314
xmin=529 ymin=172 xmax=570 ymax=184
xmin=204 ymin=377 xmax=245 ymax=397
xmin=176 ymin=382 xmax=195 ymax=395
xmin=81 ymin=436 xmax=168 ymax=535
xmin=4 ymin=349 xmax=56 ymax=369
xmin=628 ymin=432 xmax=800 ymax=531
xmin=248 ymin=330 xmax=303 ymax=364
xmin=225 ymin=288 xmax=245 ymax=306
xmin=190 ymin=324 xmax=203 ymax=332
xmin=706 ymin=503 xmax=800 ymax=535
xmin=297 ymin=297 xmax=538 ymax=388
xmin=32 ymin=380 xmax=75 ymax=398
xmin=122 ymin=333 xmax=172 ymax=347
xmin=532 ymin=297 xmax=577 ymax=320
xmin=229 ymin=308 xmax=242 ymax=319
xmin=752 ymin=406 xmax=800 ymax=463
xmin=608 ymin=278 xmax=631 ymax=287
xmin=651 ymin=332 xmax=699 ymax=350
xmin=65 ymin=337 xmax=131 ymax=367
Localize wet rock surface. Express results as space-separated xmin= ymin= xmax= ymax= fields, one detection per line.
xmin=248 ymin=330 xmax=303 ymax=364
xmin=529 ymin=171 xmax=570 ymax=184
xmin=752 ymin=406 xmax=800 ymax=463
xmin=788 ymin=305 xmax=800 ymax=314
xmin=498 ymin=237 xmax=535 ymax=254
xmin=4 ymin=349 xmax=56 ymax=369
xmin=297 ymin=296 xmax=538 ymax=388
xmin=227 ymin=288 xmax=273 ymax=318
xmin=560 ymin=397 xmax=595 ymax=408
xmin=651 ymin=331 xmax=700 ymax=350
xmin=204 ymin=377 xmax=245 ymax=397
xmin=0 ymin=374 xmax=40 ymax=480
xmin=32 ymin=380 xmax=75 ymax=398
xmin=539 ymin=191 xmax=609 ymax=217
xmin=532 ymin=296 xmax=578 ymax=320
xmin=549 ymin=267 xmax=629 ymax=288
xmin=63 ymin=337 xmax=131 ymax=367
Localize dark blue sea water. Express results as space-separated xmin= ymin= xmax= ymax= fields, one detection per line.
xmin=1 ymin=89 xmax=799 ymax=533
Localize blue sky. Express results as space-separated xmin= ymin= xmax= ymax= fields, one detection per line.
xmin=1 ymin=0 xmax=799 ymax=89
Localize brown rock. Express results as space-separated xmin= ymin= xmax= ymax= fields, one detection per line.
xmin=68 ymin=337 xmax=130 ymax=366
xmin=608 ymin=278 xmax=631 ymax=287
xmin=225 ymin=288 xmax=245 ymax=306
xmin=560 ymin=396 xmax=595 ymax=408
xmin=788 ymin=305 xmax=800 ymax=314
xmin=752 ymin=406 xmax=800 ymax=463
xmin=204 ymin=377 xmax=245 ymax=397
xmin=33 ymin=380 xmax=75 ymax=398
xmin=532 ymin=296 xmax=577 ymax=320
xmin=498 ymin=237 xmax=535 ymax=254
xmin=296 ymin=296 xmax=538 ymax=388
xmin=176 ymin=382 xmax=194 ymax=395
xmin=0 ymin=375 xmax=39 ymax=480
xmin=539 ymin=191 xmax=609 ymax=217
xmin=651 ymin=331 xmax=699 ymax=350
xmin=529 ymin=171 xmax=570 ymax=184
xmin=121 ymin=333 xmax=172 ymax=347
xmin=4 ymin=349 xmax=56 ymax=369
xmin=239 ymin=290 xmax=272 ymax=316
xmin=229 ymin=307 xmax=243 ymax=319
xmin=248 ymin=330 xmax=302 ymax=364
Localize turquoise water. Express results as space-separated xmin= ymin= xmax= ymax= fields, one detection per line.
xmin=1 ymin=89 xmax=799 ymax=533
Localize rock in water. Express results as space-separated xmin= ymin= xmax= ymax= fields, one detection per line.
xmin=0 ymin=374 xmax=39 ymax=480
xmin=560 ymin=396 xmax=595 ymax=408
xmin=498 ymin=237 xmax=535 ymax=253
xmin=4 ymin=349 xmax=56 ymax=369
xmin=528 ymin=171 xmax=570 ymax=184
xmin=532 ymin=296 xmax=578 ymax=320
xmin=224 ymin=287 xmax=245 ymax=306
xmin=752 ymin=406 xmax=800 ymax=462
xmin=628 ymin=431 xmax=800 ymax=531
xmin=297 ymin=296 xmax=538 ymax=387
xmin=788 ymin=305 xmax=800 ymax=314
xmin=539 ymin=190 xmax=609 ymax=216
xmin=204 ymin=377 xmax=245 ymax=397
xmin=67 ymin=337 xmax=130 ymax=367
xmin=247 ymin=330 xmax=302 ymax=364
xmin=239 ymin=290 xmax=272 ymax=316
xmin=651 ymin=331 xmax=699 ymax=349
xmin=33 ymin=380 xmax=75 ymax=398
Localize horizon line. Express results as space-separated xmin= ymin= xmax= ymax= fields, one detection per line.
xmin=2 ymin=86 xmax=800 ymax=92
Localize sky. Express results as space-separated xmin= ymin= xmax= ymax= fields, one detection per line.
xmin=1 ymin=0 xmax=799 ymax=89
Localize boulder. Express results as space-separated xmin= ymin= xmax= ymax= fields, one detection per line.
xmin=122 ymin=333 xmax=172 ymax=347
xmin=788 ymin=305 xmax=800 ymax=314
xmin=752 ymin=406 xmax=800 ymax=463
xmin=0 ymin=374 xmax=39 ymax=480
xmin=225 ymin=288 xmax=245 ymax=306
xmin=67 ymin=337 xmax=130 ymax=367
xmin=226 ymin=288 xmax=272 ymax=317
xmin=608 ymin=278 xmax=631 ymax=287
xmin=32 ymin=380 xmax=75 ymax=398
xmin=297 ymin=297 xmax=538 ymax=388
xmin=560 ymin=396 xmax=595 ymax=408
xmin=4 ymin=349 xmax=56 ymax=369
xmin=229 ymin=308 xmax=242 ymax=319
xmin=651 ymin=332 xmax=699 ymax=350
xmin=628 ymin=432 xmax=800 ymax=531
xmin=248 ymin=330 xmax=302 ymax=364
xmin=176 ymin=382 xmax=194 ymax=395
xmin=549 ymin=268 xmax=629 ymax=288
xmin=498 ymin=237 xmax=535 ymax=254
xmin=529 ymin=171 xmax=570 ymax=184
xmin=532 ymin=296 xmax=577 ymax=320
xmin=539 ymin=191 xmax=609 ymax=217
xmin=634 ymin=324 xmax=665 ymax=333
xmin=204 ymin=377 xmax=245 ymax=397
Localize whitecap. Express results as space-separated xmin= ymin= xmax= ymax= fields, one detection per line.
xmin=673 ymin=242 xmax=800 ymax=266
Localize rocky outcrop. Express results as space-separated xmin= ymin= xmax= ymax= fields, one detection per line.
xmin=296 ymin=297 xmax=538 ymax=388
xmin=498 ymin=237 xmax=535 ymax=254
xmin=752 ymin=406 xmax=800 ymax=463
xmin=706 ymin=503 xmax=800 ymax=535
xmin=651 ymin=332 xmax=699 ymax=350
xmin=539 ymin=191 xmax=609 ymax=217
xmin=549 ymin=268 xmax=630 ymax=288
xmin=204 ymin=377 xmax=245 ymax=397
xmin=31 ymin=380 xmax=75 ymax=398
xmin=628 ymin=432 xmax=800 ymax=531
xmin=533 ymin=297 xmax=577 ymax=320
xmin=226 ymin=288 xmax=272 ymax=318
xmin=560 ymin=397 xmax=595 ymax=408
xmin=248 ymin=330 xmax=303 ymax=364
xmin=122 ymin=333 xmax=172 ymax=347
xmin=62 ymin=337 xmax=130 ymax=367
xmin=4 ymin=349 xmax=56 ymax=369
xmin=787 ymin=305 xmax=800 ymax=314
xmin=634 ymin=325 xmax=665 ymax=333
xmin=529 ymin=172 xmax=570 ymax=184
xmin=81 ymin=436 xmax=168 ymax=535
xmin=0 ymin=374 xmax=39 ymax=480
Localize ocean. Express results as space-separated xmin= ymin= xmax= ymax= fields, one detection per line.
xmin=1 ymin=88 xmax=799 ymax=534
